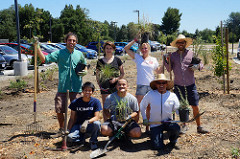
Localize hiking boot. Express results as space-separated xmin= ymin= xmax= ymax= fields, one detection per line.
xmin=50 ymin=128 xmax=64 ymax=138
xmin=90 ymin=142 xmax=98 ymax=150
xmin=168 ymin=142 xmax=180 ymax=150
xmin=197 ymin=126 xmax=209 ymax=134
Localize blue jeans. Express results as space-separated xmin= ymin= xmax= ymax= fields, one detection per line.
xmin=150 ymin=123 xmax=180 ymax=149
xmin=68 ymin=121 xmax=101 ymax=143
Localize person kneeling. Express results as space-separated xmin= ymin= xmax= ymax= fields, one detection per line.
xmin=101 ymin=79 xmax=141 ymax=140
xmin=140 ymin=74 xmax=180 ymax=150
xmin=67 ymin=82 xmax=102 ymax=150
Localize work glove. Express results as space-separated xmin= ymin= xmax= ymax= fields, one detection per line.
xmin=125 ymin=115 xmax=132 ymax=121
xmin=163 ymin=54 xmax=170 ymax=64
xmin=143 ymin=119 xmax=149 ymax=126
xmin=78 ymin=70 xmax=88 ymax=76
xmin=80 ymin=120 xmax=89 ymax=133
xmin=189 ymin=64 xmax=200 ymax=71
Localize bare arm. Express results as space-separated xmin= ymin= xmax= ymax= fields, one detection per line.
xmin=67 ymin=110 xmax=77 ymax=131
xmin=88 ymin=111 xmax=100 ymax=123
xmin=35 ymin=43 xmax=46 ymax=63
xmin=103 ymin=108 xmax=111 ymax=122
xmin=124 ymin=40 xmax=136 ymax=59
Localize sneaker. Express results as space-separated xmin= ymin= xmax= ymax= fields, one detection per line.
xmin=197 ymin=126 xmax=209 ymax=134
xmin=179 ymin=125 xmax=188 ymax=134
xmin=50 ymin=128 xmax=64 ymax=138
xmin=90 ymin=142 xmax=98 ymax=150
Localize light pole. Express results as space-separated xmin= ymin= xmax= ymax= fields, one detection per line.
xmin=112 ymin=21 xmax=118 ymax=41
xmin=133 ymin=10 xmax=139 ymax=24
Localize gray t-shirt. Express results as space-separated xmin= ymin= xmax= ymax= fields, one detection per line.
xmin=104 ymin=92 xmax=139 ymax=121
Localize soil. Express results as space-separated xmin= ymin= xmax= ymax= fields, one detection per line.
xmin=0 ymin=50 xmax=240 ymax=159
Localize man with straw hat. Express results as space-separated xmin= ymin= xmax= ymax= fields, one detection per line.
xmin=163 ymin=34 xmax=208 ymax=134
xmin=140 ymin=74 xmax=180 ymax=150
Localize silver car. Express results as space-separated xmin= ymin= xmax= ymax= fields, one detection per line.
xmin=0 ymin=45 xmax=28 ymax=69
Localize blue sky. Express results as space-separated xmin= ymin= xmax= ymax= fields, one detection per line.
xmin=1 ymin=0 xmax=239 ymax=33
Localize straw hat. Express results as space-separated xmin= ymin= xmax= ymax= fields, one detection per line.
xmin=170 ymin=34 xmax=193 ymax=48
xmin=150 ymin=74 xmax=174 ymax=90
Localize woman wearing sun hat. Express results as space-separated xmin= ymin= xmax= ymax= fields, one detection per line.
xmin=140 ymin=74 xmax=180 ymax=150
xmin=163 ymin=34 xmax=208 ymax=134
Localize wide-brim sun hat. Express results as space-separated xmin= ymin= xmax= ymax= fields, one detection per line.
xmin=170 ymin=34 xmax=193 ymax=48
xmin=150 ymin=74 xmax=174 ymax=90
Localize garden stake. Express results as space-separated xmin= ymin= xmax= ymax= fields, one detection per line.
xmin=61 ymin=89 xmax=69 ymax=151
xmin=26 ymin=41 xmax=43 ymax=134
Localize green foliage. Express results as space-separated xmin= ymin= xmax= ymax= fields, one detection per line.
xmin=40 ymin=66 xmax=58 ymax=88
xmin=225 ymin=12 xmax=240 ymax=42
xmin=161 ymin=7 xmax=182 ymax=35
xmin=176 ymin=86 xmax=190 ymax=110
xmin=9 ymin=79 xmax=28 ymax=91
xmin=193 ymin=37 xmax=209 ymax=65
xmin=0 ymin=89 xmax=2 ymax=99
xmin=211 ymin=35 xmax=226 ymax=77
xmin=231 ymin=147 xmax=240 ymax=158
xmin=113 ymin=99 xmax=131 ymax=122
xmin=99 ymin=64 xmax=119 ymax=83
xmin=136 ymin=14 xmax=153 ymax=34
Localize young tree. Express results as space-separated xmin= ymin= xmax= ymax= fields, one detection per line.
xmin=160 ymin=7 xmax=182 ymax=35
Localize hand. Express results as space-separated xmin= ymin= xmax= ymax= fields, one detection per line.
xmin=80 ymin=120 xmax=89 ymax=133
xmin=109 ymin=77 xmax=118 ymax=84
xmin=143 ymin=119 xmax=149 ymax=126
xmin=125 ymin=115 xmax=132 ymax=121
xmin=78 ymin=70 xmax=87 ymax=76
xmin=189 ymin=64 xmax=200 ymax=71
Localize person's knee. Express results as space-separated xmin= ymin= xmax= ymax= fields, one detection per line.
xmin=101 ymin=125 xmax=112 ymax=136
xmin=129 ymin=127 xmax=141 ymax=138
xmin=92 ymin=121 xmax=101 ymax=130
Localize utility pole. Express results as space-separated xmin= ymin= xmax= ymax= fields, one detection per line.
xmin=133 ymin=10 xmax=139 ymax=24
xmin=112 ymin=21 xmax=118 ymax=41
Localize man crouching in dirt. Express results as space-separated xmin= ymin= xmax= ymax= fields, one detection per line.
xmin=140 ymin=74 xmax=180 ymax=150
xmin=101 ymin=79 xmax=141 ymax=140
xmin=36 ymin=32 xmax=87 ymax=138
xmin=67 ymin=82 xmax=102 ymax=150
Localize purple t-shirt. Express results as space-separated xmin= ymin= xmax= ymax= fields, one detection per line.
xmin=164 ymin=49 xmax=203 ymax=86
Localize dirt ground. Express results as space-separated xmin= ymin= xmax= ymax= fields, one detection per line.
xmin=0 ymin=50 xmax=240 ymax=159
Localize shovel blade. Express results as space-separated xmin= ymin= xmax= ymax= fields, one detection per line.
xmin=90 ymin=148 xmax=107 ymax=158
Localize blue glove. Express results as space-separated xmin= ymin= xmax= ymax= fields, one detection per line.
xmin=143 ymin=119 xmax=149 ymax=126
xmin=126 ymin=115 xmax=132 ymax=121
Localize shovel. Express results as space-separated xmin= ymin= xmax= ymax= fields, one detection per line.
xmin=26 ymin=40 xmax=43 ymax=134
xmin=90 ymin=119 xmax=132 ymax=159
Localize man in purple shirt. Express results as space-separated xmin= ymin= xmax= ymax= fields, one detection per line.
xmin=163 ymin=34 xmax=208 ymax=134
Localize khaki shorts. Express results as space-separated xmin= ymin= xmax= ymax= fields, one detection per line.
xmin=55 ymin=92 xmax=82 ymax=113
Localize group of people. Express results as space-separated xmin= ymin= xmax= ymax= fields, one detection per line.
xmin=36 ymin=32 xmax=208 ymax=151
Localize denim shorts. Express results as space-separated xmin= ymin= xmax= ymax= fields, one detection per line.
xmin=135 ymin=85 xmax=152 ymax=96
xmin=55 ymin=92 xmax=82 ymax=113
xmin=174 ymin=84 xmax=199 ymax=106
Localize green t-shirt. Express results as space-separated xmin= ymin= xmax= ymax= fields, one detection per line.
xmin=45 ymin=48 xmax=86 ymax=93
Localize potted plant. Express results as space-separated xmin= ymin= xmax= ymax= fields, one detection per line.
xmin=136 ymin=14 xmax=153 ymax=44
xmin=112 ymin=99 xmax=131 ymax=122
xmin=98 ymin=64 xmax=119 ymax=90
xmin=176 ymin=86 xmax=190 ymax=122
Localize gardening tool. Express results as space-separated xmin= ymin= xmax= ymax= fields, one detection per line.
xmin=61 ymin=89 xmax=69 ymax=151
xmin=90 ymin=119 xmax=132 ymax=159
xmin=145 ymin=111 xmax=205 ymax=125
xmin=26 ymin=41 xmax=43 ymax=133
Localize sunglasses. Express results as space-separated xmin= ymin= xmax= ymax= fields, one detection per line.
xmin=156 ymin=81 xmax=167 ymax=85
xmin=176 ymin=41 xmax=186 ymax=44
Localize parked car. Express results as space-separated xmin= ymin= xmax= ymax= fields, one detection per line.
xmin=0 ymin=45 xmax=28 ymax=68
xmin=0 ymin=43 xmax=48 ymax=56
xmin=237 ymin=39 xmax=240 ymax=60
xmin=148 ymin=41 xmax=158 ymax=52
xmin=86 ymin=41 xmax=124 ymax=55
xmin=114 ymin=42 xmax=138 ymax=52
xmin=38 ymin=43 xmax=58 ymax=54
xmin=46 ymin=43 xmax=66 ymax=50
xmin=61 ymin=43 xmax=97 ymax=59
xmin=0 ymin=54 xmax=7 ymax=71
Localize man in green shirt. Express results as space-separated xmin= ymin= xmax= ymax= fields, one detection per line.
xmin=37 ymin=32 xmax=87 ymax=137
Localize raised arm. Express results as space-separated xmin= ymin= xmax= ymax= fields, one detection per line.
xmin=124 ymin=33 xmax=140 ymax=59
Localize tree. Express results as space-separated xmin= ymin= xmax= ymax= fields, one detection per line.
xmin=0 ymin=6 xmax=16 ymax=41
xmin=225 ymin=12 xmax=240 ymax=42
xmin=161 ymin=7 xmax=182 ymax=35
xmin=116 ymin=25 xmax=128 ymax=41
xmin=199 ymin=28 xmax=215 ymax=43
xmin=127 ymin=22 xmax=138 ymax=41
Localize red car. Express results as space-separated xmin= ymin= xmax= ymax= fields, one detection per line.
xmin=0 ymin=43 xmax=48 ymax=56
